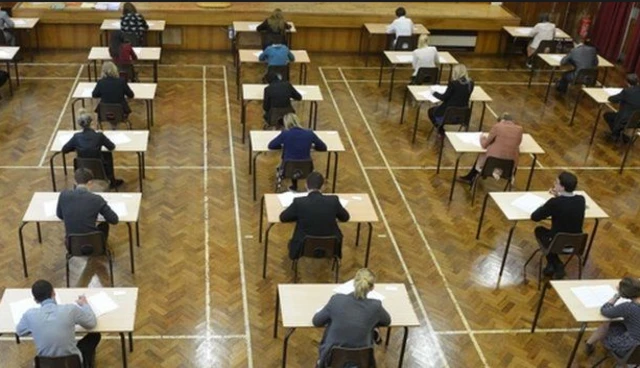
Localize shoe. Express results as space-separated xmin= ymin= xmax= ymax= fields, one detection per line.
xmin=543 ymin=263 xmax=555 ymax=277
xmin=585 ymin=342 xmax=595 ymax=356
xmin=525 ymin=62 xmax=533 ymax=69
xmin=110 ymin=179 xmax=124 ymax=188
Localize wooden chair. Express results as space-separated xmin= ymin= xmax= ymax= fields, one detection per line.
xmin=293 ymin=236 xmax=340 ymax=283
xmin=470 ymin=157 xmax=515 ymax=205
xmin=325 ymin=346 xmax=376 ymax=368
xmin=66 ymin=231 xmax=114 ymax=287
xmin=34 ymin=355 xmax=82 ymax=368
xmin=523 ymin=232 xmax=588 ymax=289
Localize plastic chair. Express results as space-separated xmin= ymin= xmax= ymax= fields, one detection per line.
xmin=523 ymin=232 xmax=588 ymax=289
xmin=34 ymin=355 xmax=82 ymax=368
xmin=292 ymin=236 xmax=340 ymax=283
xmin=66 ymin=231 xmax=114 ymax=287
xmin=470 ymin=157 xmax=515 ymax=205
xmin=325 ymin=346 xmax=376 ymax=368
xmin=592 ymin=343 xmax=640 ymax=368
xmin=97 ymin=103 xmax=132 ymax=130
xmin=393 ymin=35 xmax=416 ymax=51
xmin=275 ymin=159 xmax=314 ymax=192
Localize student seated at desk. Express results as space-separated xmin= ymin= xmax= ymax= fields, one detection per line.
xmin=92 ymin=61 xmax=135 ymax=126
xmin=585 ymin=277 xmax=640 ymax=357
xmin=257 ymin=8 xmax=291 ymax=49
xmin=17 ymin=279 xmax=101 ymax=368
xmin=555 ymin=37 xmax=598 ymax=93
xmin=109 ymin=30 xmax=138 ymax=82
xmin=312 ymin=268 xmax=391 ymax=367
xmin=62 ymin=109 xmax=124 ymax=189
xmin=386 ymin=7 xmax=413 ymax=49
xmin=457 ymin=112 xmax=523 ymax=185
xmin=259 ymin=41 xmax=295 ymax=67
xmin=428 ymin=64 xmax=474 ymax=137
xmin=57 ymin=168 xmax=119 ymax=243
xmin=411 ymin=34 xmax=439 ymax=82
xmin=0 ymin=9 xmax=14 ymax=46
xmin=263 ymin=71 xmax=302 ymax=128
xmin=604 ymin=73 xmax=640 ymax=142
xmin=120 ymin=2 xmax=148 ymax=47
xmin=530 ymin=171 xmax=585 ymax=280
xmin=526 ymin=13 xmax=556 ymax=68
xmin=268 ymin=114 xmax=326 ymax=191
xmin=279 ymin=171 xmax=349 ymax=259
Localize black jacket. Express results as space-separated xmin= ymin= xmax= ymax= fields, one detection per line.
xmin=56 ymin=187 xmax=119 ymax=236
xmin=263 ymin=80 xmax=302 ymax=113
xmin=62 ymin=128 xmax=115 ymax=159
xmin=531 ymin=194 xmax=585 ymax=237
xmin=92 ymin=76 xmax=134 ymax=114
xmin=609 ymin=86 xmax=640 ymax=127
xmin=256 ymin=19 xmax=291 ymax=48
xmin=279 ymin=191 xmax=350 ymax=259
xmin=433 ymin=78 xmax=474 ymax=118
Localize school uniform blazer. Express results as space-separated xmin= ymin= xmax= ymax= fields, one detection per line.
xmin=432 ymin=78 xmax=474 ymax=118
xmin=92 ymin=76 xmax=134 ymax=114
xmin=62 ymin=128 xmax=116 ymax=159
xmin=609 ymin=86 xmax=640 ymax=127
xmin=263 ymin=80 xmax=302 ymax=113
xmin=477 ymin=120 xmax=523 ymax=169
xmin=279 ymin=191 xmax=350 ymax=260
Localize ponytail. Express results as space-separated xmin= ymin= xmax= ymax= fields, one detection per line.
xmin=353 ymin=268 xmax=376 ymax=300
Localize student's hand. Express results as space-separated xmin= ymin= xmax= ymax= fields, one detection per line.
xmin=76 ymin=295 xmax=88 ymax=306
xmin=548 ymin=188 xmax=559 ymax=197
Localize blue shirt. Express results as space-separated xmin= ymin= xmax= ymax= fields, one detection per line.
xmin=268 ymin=127 xmax=327 ymax=161
xmin=259 ymin=44 xmax=295 ymax=66
xmin=16 ymin=298 xmax=97 ymax=362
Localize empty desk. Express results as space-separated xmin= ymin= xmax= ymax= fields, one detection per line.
xmin=237 ymin=49 xmax=310 ymax=99
xmin=87 ymin=46 xmax=161 ymax=82
xmin=360 ymin=23 xmax=429 ymax=66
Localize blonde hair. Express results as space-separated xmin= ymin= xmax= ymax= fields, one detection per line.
xmin=283 ymin=113 xmax=301 ymax=130
xmin=101 ymin=61 xmax=119 ymax=79
xmin=452 ymin=64 xmax=469 ymax=81
xmin=354 ymin=268 xmax=376 ymax=300
xmin=417 ymin=34 xmax=430 ymax=49
xmin=267 ymin=8 xmax=286 ymax=32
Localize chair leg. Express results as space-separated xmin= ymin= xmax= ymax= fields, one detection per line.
xmin=470 ymin=177 xmax=479 ymax=206
xmin=577 ymin=255 xmax=583 ymax=279
xmin=66 ymin=255 xmax=71 ymax=287
xmin=334 ymin=259 xmax=340 ymax=283
xmin=293 ymin=260 xmax=298 ymax=283
xmin=591 ymin=355 xmax=607 ymax=368
xmin=107 ymin=251 xmax=114 ymax=287
xmin=537 ymin=253 xmax=544 ymax=290
xmin=523 ymin=249 xmax=540 ymax=283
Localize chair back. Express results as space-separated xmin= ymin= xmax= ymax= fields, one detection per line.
xmin=479 ymin=157 xmax=515 ymax=180
xmin=441 ymin=106 xmax=471 ymax=128
xmin=123 ymin=31 xmax=142 ymax=46
xmin=73 ymin=157 xmax=109 ymax=182
xmin=66 ymin=231 xmax=107 ymax=257
xmin=573 ymin=68 xmax=598 ymax=87
xmin=413 ymin=67 xmax=439 ymax=85
xmin=326 ymin=346 xmax=375 ymax=368
xmin=34 ymin=355 xmax=82 ymax=368
xmin=618 ymin=344 xmax=640 ymax=364
xmin=265 ymin=64 xmax=290 ymax=82
xmin=547 ymin=232 xmax=588 ymax=256
xmin=98 ymin=103 xmax=126 ymax=128
xmin=557 ymin=40 xmax=575 ymax=54
xmin=261 ymin=32 xmax=286 ymax=49
xmin=394 ymin=35 xmax=416 ymax=51
xmin=267 ymin=106 xmax=295 ymax=128
xmin=301 ymin=236 xmax=339 ymax=259
xmin=281 ymin=159 xmax=314 ymax=181
xmin=536 ymin=40 xmax=557 ymax=55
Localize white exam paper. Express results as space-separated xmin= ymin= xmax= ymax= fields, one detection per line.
xmin=549 ymin=54 xmax=564 ymax=63
xmin=0 ymin=50 xmax=10 ymax=59
xmin=108 ymin=132 xmax=132 ymax=145
xmin=110 ymin=21 xmax=120 ymax=27
xmin=248 ymin=24 xmax=258 ymax=31
xmin=108 ymin=202 xmax=128 ymax=217
xmin=296 ymin=89 xmax=306 ymax=96
xmin=431 ymin=85 xmax=447 ymax=94
xmin=87 ymin=292 xmax=119 ymax=318
xmin=333 ymin=279 xmax=385 ymax=300
xmin=339 ymin=199 xmax=348 ymax=208
xmin=44 ymin=200 xmax=57 ymax=218
xmin=277 ymin=191 xmax=308 ymax=207
xmin=9 ymin=297 xmax=38 ymax=325
xmin=132 ymin=47 xmax=142 ymax=56
xmin=457 ymin=133 xmax=482 ymax=147
xmin=510 ymin=193 xmax=547 ymax=214
xmin=419 ymin=91 xmax=440 ymax=103
xmin=81 ymin=88 xmax=93 ymax=97
xmin=395 ymin=55 xmax=412 ymax=63
xmin=571 ymin=285 xmax=617 ymax=308
xmin=253 ymin=52 xmax=262 ymax=58
xmin=515 ymin=27 xmax=531 ymax=35
xmin=13 ymin=20 xmax=26 ymax=26
xmin=58 ymin=133 xmax=74 ymax=145
xmin=604 ymin=88 xmax=622 ymax=96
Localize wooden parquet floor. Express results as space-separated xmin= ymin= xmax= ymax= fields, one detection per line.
xmin=0 ymin=48 xmax=638 ymax=367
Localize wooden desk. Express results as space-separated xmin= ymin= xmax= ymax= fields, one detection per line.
xmin=443 ymin=132 xmax=545 ymax=202
xmin=400 ymin=85 xmax=493 ymax=142
xmin=87 ymin=47 xmax=162 ymax=82
xmin=71 ymin=82 xmax=157 ymax=130
xmin=249 ymin=130 xmax=344 ymax=200
xmin=99 ymin=19 xmax=166 ymax=47
xmin=0 ymin=46 xmax=19 ymax=96
xmin=236 ymin=49 xmax=310 ymax=99
xmin=476 ymin=191 xmax=609 ymax=278
xmin=259 ymin=193 xmax=378 ymax=278
xmin=501 ymin=26 xmax=572 ymax=70
xmin=10 ymin=17 xmax=39 ymax=60
xmin=531 ymin=279 xmax=620 ymax=368
xmin=49 ymin=130 xmax=149 ymax=192
xmin=274 ymin=283 xmax=420 ymax=368
xmin=378 ymin=51 xmax=459 ymax=101
xmin=360 ymin=23 xmax=429 ymax=67
xmin=241 ymin=83 xmax=323 ymax=142
xmin=569 ymin=87 xmax=621 ymax=142
xmin=18 ymin=192 xmax=142 ymax=278
xmin=0 ymin=287 xmax=138 ymax=368
xmin=529 ymin=54 xmax=614 ymax=103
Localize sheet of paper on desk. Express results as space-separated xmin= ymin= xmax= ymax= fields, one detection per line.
xmin=44 ymin=200 xmax=57 ymax=218
xmin=81 ymin=3 xmax=96 ymax=9
xmin=277 ymin=191 xmax=308 ymax=207
xmin=87 ymin=291 xmax=119 ymax=318
xmin=439 ymin=55 xmax=450 ymax=63
xmin=571 ymin=285 xmax=617 ymax=308
xmin=253 ymin=52 xmax=262 ymax=58
xmin=0 ymin=50 xmax=10 ymax=59
xmin=95 ymin=2 xmax=120 ymax=11
xmin=110 ymin=21 xmax=120 ymax=27
xmin=109 ymin=202 xmax=128 ymax=217
xmin=458 ymin=133 xmax=482 ymax=146
xmin=14 ymin=20 xmax=26 ymax=26
xmin=248 ymin=24 xmax=259 ymax=31
xmin=333 ymin=279 xmax=385 ymax=300
xmin=604 ymin=88 xmax=622 ymax=96
xmin=549 ymin=55 xmax=564 ymax=63
xmin=10 ymin=297 xmax=38 ymax=325
xmin=109 ymin=132 xmax=132 ymax=145
xmin=510 ymin=193 xmax=546 ymax=214
xmin=132 ymin=47 xmax=141 ymax=56
xmin=295 ymin=89 xmax=306 ymax=96
xmin=58 ymin=133 xmax=74 ymax=144
xmin=419 ymin=91 xmax=440 ymax=103
xmin=396 ymin=55 xmax=412 ymax=63
xmin=431 ymin=85 xmax=447 ymax=94
xmin=515 ymin=27 xmax=531 ymax=35
xmin=82 ymin=88 xmax=93 ymax=97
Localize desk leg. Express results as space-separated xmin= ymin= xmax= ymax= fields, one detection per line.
xmin=15 ymin=334 xmax=20 ymax=344
xmin=153 ymin=61 xmax=158 ymax=83
xmin=6 ymin=61 xmax=12 ymax=96
xmin=332 ymin=152 xmax=339 ymax=193
xmin=411 ymin=103 xmax=422 ymax=144
xmin=18 ymin=221 xmax=29 ymax=278
xmin=388 ymin=65 xmax=396 ymax=101
xmin=241 ymin=101 xmax=248 ymax=144
xmin=400 ymin=88 xmax=409 ymax=124
xmin=620 ymin=135 xmax=636 ymax=174
xmin=71 ymin=98 xmax=84 ymax=129
xmin=248 ymin=137 xmax=253 ymax=174
xmin=589 ymin=105 xmax=604 ymax=146
xmin=448 ymin=155 xmax=462 ymax=202
xmin=49 ymin=152 xmax=62 ymax=192
xmin=259 ymin=195 xmax=265 ymax=243
xmin=358 ymin=26 xmax=365 ymax=54
xmin=281 ymin=328 xmax=296 ymax=368
xmin=602 ymin=68 xmax=609 ymax=86
xmin=531 ymin=280 xmax=550 ymax=332
xmin=119 ymin=332 xmax=128 ymax=368
xmin=135 ymin=222 xmax=140 ymax=248
xmin=525 ymin=154 xmax=537 ymax=190
xmin=544 ymin=68 xmax=556 ymax=104
xmin=364 ymin=222 xmax=373 ymax=267
xmin=528 ymin=62 xmax=535 ymax=88
xmin=507 ymin=36 xmax=516 ymax=70
xmin=583 ymin=219 xmax=599 ymax=267
xmin=566 ymin=323 xmax=586 ymax=368
xmin=398 ymin=327 xmax=409 ymax=368
xmin=273 ymin=288 xmax=280 ymax=338
xmin=476 ymin=193 xmax=491 ymax=239
xmin=236 ymin=63 xmax=242 ymax=100
xmin=499 ymin=222 xmax=518 ymax=277
xmin=87 ymin=61 xmax=92 ymax=81
xmin=126 ymin=223 xmax=135 ymax=273
xmin=263 ymin=224 xmax=274 ymax=278
xmin=312 ymin=101 xmax=318 ymax=130
xmin=569 ymin=90 xmax=583 ymax=126
xmin=377 ymin=56 xmax=385 ymax=87
xmin=14 ymin=60 xmax=19 ymax=86
xmin=137 ymin=153 xmax=143 ymax=193
xmin=325 ymin=151 xmax=331 ymax=181
xmin=93 ymin=61 xmax=98 ymax=84
xmin=141 ymin=152 xmax=146 ymax=179
xmin=145 ymin=100 xmax=151 ymax=130
xmin=479 ymin=102 xmax=487 ymax=131
xmin=436 ymin=133 xmax=447 ymax=174
xmin=385 ymin=327 xmax=391 ymax=346
xmin=365 ymin=34 xmax=372 ymax=67
xmin=128 ymin=332 xmax=133 ymax=352
xmin=253 ymin=152 xmax=262 ymax=201
xmin=448 ymin=65 xmax=453 ymax=82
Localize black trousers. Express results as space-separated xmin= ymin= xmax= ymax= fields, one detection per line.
xmin=97 ymin=222 xmax=110 ymax=243
xmin=534 ymin=226 xmax=562 ymax=267
xmin=77 ymin=332 xmax=101 ymax=368
xmin=100 ymin=152 xmax=116 ymax=182
xmin=555 ymin=70 xmax=575 ymax=93
xmin=604 ymin=112 xmax=623 ymax=136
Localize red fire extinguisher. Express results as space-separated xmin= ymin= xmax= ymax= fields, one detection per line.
xmin=579 ymin=15 xmax=592 ymax=39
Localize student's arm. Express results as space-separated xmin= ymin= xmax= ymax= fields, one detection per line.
xmin=259 ymin=48 xmax=268 ymax=62
xmin=312 ymin=297 xmax=332 ymax=327
xmin=336 ymin=198 xmax=350 ymax=222
xmin=530 ymin=198 xmax=553 ymax=222
xmin=16 ymin=312 xmax=30 ymax=336
xmin=123 ymin=82 xmax=134 ymax=99
xmin=268 ymin=132 xmax=284 ymax=150
xmin=480 ymin=124 xmax=498 ymax=149
xmin=256 ymin=19 xmax=269 ymax=32
xmin=56 ymin=193 xmax=64 ymax=220
xmin=2 ymin=13 xmax=14 ymax=28
xmin=529 ymin=24 xmax=539 ymax=38
xmin=592 ymin=50 xmax=599 ymax=67
xmin=73 ymin=303 xmax=98 ymax=330
xmin=411 ymin=50 xmax=418 ymax=71
xmin=433 ymin=49 xmax=441 ymax=68
xmin=601 ymin=298 xmax=633 ymax=319
xmin=129 ymin=45 xmax=138 ymax=61
xmin=100 ymin=201 xmax=120 ymax=225
xmin=377 ymin=303 xmax=392 ymax=327
xmin=138 ymin=14 xmax=149 ymax=31
xmin=312 ymin=133 xmax=327 ymax=152
xmin=433 ymin=80 xmax=454 ymax=101
xmin=560 ymin=51 xmax=573 ymax=66
xmin=61 ymin=135 xmax=77 ymax=154
xmin=289 ymin=84 xmax=302 ymax=101
xmin=263 ymin=88 xmax=270 ymax=112
xmin=101 ymin=133 xmax=116 ymax=151
xmin=92 ymin=83 xmax=102 ymax=98
xmin=279 ymin=199 xmax=298 ymax=222
xmin=608 ymin=89 xmax=625 ymax=104
xmin=287 ymin=50 xmax=295 ymax=62
xmin=386 ymin=19 xmax=397 ymax=34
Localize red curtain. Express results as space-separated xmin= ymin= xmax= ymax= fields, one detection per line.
xmin=624 ymin=12 xmax=640 ymax=75
xmin=591 ymin=2 xmax=633 ymax=61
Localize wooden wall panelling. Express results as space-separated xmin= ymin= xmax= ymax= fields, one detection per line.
xmin=475 ymin=31 xmax=502 ymax=54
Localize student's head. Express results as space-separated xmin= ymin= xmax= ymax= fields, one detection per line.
xmin=354 ymin=268 xmax=376 ymax=300
xmin=101 ymin=61 xmax=119 ymax=79
xmin=77 ymin=108 xmax=93 ymax=129
xmin=283 ymin=113 xmax=300 ymax=130
xmin=452 ymin=64 xmax=469 ymax=81
xmin=539 ymin=13 xmax=550 ymax=23
xmin=305 ymin=171 xmax=324 ymax=191
xmin=123 ymin=2 xmax=137 ymax=15
xmin=268 ymin=8 xmax=286 ymax=30
xmin=31 ymin=279 xmax=54 ymax=303
xmin=555 ymin=171 xmax=578 ymax=193
xmin=75 ymin=168 xmax=94 ymax=186
xmin=498 ymin=112 xmax=513 ymax=122
xmin=417 ymin=34 xmax=430 ymax=49
xmin=619 ymin=277 xmax=640 ymax=299
xmin=395 ymin=7 xmax=406 ymax=17
xmin=626 ymin=73 xmax=638 ymax=87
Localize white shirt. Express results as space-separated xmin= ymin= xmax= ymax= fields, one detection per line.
xmin=412 ymin=46 xmax=439 ymax=76
xmin=529 ymin=22 xmax=556 ymax=49
xmin=386 ymin=16 xmax=414 ymax=42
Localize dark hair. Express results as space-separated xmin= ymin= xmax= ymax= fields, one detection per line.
xmin=75 ymin=168 xmax=94 ymax=185
xmin=123 ymin=2 xmax=136 ymax=15
xmin=619 ymin=277 xmax=640 ymax=299
xmin=306 ymin=171 xmax=325 ymax=190
xmin=266 ymin=71 xmax=282 ymax=84
xmin=558 ymin=171 xmax=578 ymax=192
xmin=498 ymin=112 xmax=513 ymax=122
xmin=626 ymin=73 xmax=638 ymax=86
xmin=539 ymin=13 xmax=550 ymax=23
xmin=109 ymin=30 xmax=126 ymax=59
xmin=32 ymin=280 xmax=54 ymax=303
xmin=582 ymin=36 xmax=593 ymax=46
xmin=395 ymin=7 xmax=406 ymax=17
